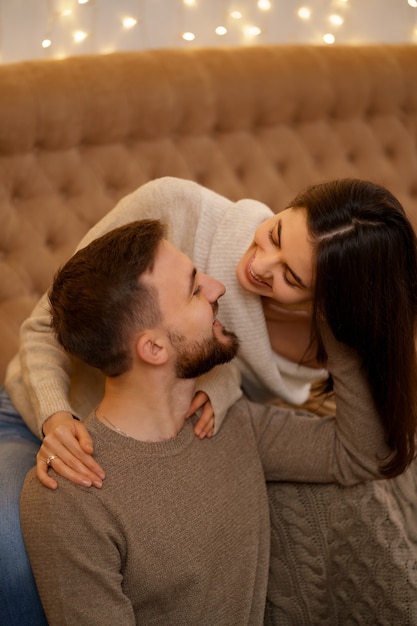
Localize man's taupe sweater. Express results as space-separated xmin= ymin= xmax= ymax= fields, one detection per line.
xmin=20 ymin=361 xmax=388 ymax=626
xmin=22 ymin=404 xmax=272 ymax=625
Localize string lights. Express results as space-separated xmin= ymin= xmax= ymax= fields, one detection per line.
xmin=0 ymin=0 xmax=414 ymax=64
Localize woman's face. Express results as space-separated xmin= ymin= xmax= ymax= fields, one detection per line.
xmin=236 ymin=206 xmax=314 ymax=310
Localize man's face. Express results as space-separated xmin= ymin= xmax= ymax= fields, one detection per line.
xmin=146 ymin=240 xmax=239 ymax=377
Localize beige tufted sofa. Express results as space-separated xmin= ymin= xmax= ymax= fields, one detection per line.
xmin=2 ymin=44 xmax=417 ymax=624
xmin=2 ymin=44 xmax=417 ymax=386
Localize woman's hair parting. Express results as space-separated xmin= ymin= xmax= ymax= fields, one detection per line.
xmin=291 ymin=178 xmax=417 ymax=477
xmin=49 ymin=219 xmax=166 ymax=377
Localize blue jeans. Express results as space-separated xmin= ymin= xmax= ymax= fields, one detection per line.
xmin=0 ymin=387 xmax=47 ymax=625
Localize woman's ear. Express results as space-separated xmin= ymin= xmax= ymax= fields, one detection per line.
xmin=136 ymin=330 xmax=169 ymax=366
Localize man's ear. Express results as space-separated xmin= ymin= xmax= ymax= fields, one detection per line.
xmin=136 ymin=330 xmax=169 ymax=366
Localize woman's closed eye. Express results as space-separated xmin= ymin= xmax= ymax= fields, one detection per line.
xmin=282 ymin=270 xmax=298 ymax=289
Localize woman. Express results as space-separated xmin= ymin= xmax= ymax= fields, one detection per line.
xmin=290 ymin=180 xmax=417 ymax=477
xmin=1 ymin=176 xmax=417 ymax=623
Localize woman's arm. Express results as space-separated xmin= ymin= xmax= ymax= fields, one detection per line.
xmin=9 ymin=177 xmax=207 ymax=435
xmin=7 ymin=177 xmax=245 ymax=486
xmin=251 ymin=325 xmax=391 ymax=484
xmin=9 ymin=178 xmax=199 ymax=435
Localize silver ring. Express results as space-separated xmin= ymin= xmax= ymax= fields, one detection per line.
xmin=45 ymin=455 xmax=57 ymax=466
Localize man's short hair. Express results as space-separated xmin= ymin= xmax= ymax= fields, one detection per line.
xmin=49 ymin=219 xmax=166 ymax=376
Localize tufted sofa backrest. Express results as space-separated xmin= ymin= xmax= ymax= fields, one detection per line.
xmin=1 ymin=44 xmax=417 ymax=383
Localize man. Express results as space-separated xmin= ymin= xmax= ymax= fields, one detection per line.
xmin=20 ymin=218 xmax=382 ymax=624
xmin=21 ymin=219 xmax=266 ymax=624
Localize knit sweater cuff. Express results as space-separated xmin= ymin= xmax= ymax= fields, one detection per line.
xmin=196 ymin=362 xmax=242 ymax=435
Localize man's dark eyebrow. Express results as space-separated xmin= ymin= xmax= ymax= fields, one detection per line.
xmin=189 ymin=267 xmax=197 ymax=296
xmin=278 ymin=218 xmax=308 ymax=289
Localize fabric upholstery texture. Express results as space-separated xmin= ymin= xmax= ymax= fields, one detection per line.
xmin=1 ymin=44 xmax=417 ymax=624
xmin=1 ymin=44 xmax=417 ymax=384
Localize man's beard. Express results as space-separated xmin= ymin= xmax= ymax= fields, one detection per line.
xmin=168 ymin=327 xmax=240 ymax=379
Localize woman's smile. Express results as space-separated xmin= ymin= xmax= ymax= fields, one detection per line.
xmin=247 ymin=254 xmax=272 ymax=289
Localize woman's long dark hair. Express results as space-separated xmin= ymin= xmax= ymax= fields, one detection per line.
xmin=290 ymin=178 xmax=417 ymax=477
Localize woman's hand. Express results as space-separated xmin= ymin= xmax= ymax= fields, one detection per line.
xmin=37 ymin=411 xmax=106 ymax=490
xmin=188 ymin=391 xmax=215 ymax=439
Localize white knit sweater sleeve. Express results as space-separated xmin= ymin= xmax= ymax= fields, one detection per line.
xmin=5 ymin=177 xmax=243 ymax=437
xmin=195 ymin=362 xmax=243 ymax=434
xmin=5 ymin=178 xmax=201 ymax=436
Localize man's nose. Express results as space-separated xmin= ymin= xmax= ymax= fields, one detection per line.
xmin=203 ymin=274 xmax=226 ymax=302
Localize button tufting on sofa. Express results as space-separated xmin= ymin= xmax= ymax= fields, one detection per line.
xmin=0 ymin=45 xmax=417 ymax=383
